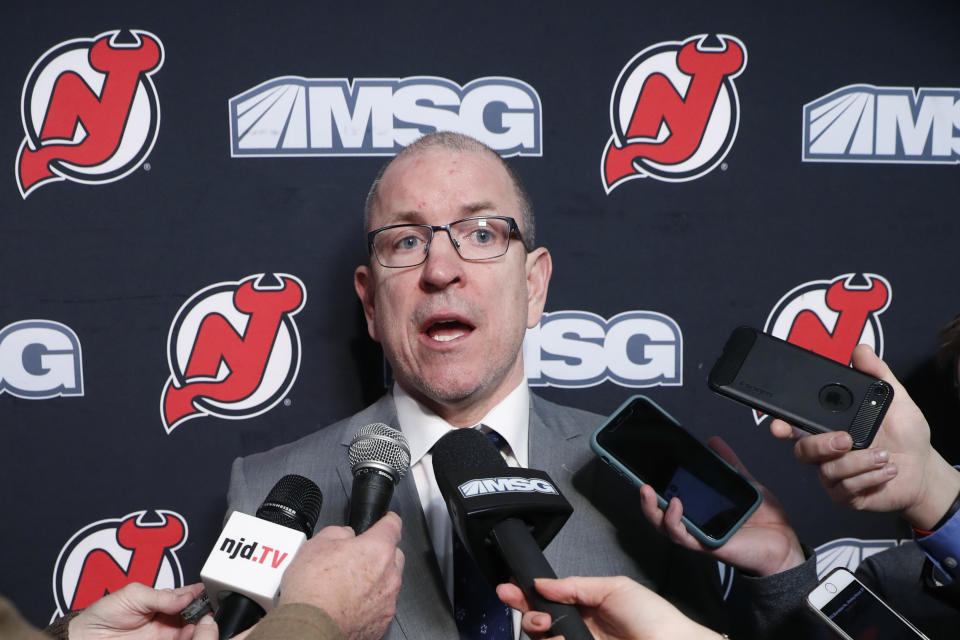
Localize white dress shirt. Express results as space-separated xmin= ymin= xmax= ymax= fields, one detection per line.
xmin=393 ymin=381 xmax=529 ymax=639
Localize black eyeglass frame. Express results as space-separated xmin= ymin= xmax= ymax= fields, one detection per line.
xmin=366 ymin=215 xmax=527 ymax=268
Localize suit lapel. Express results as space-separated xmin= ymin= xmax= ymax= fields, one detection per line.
xmin=392 ymin=464 xmax=458 ymax=638
xmin=528 ymin=394 xmax=581 ymax=470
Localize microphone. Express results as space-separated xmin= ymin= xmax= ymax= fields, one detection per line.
xmin=432 ymin=428 xmax=592 ymax=640
xmin=348 ymin=423 xmax=410 ymax=533
xmin=201 ymin=474 xmax=322 ymax=640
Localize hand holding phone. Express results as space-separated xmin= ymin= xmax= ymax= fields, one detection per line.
xmin=806 ymin=567 xmax=929 ymax=639
xmin=709 ymin=326 xmax=893 ymax=449
xmin=590 ymin=395 xmax=761 ymax=547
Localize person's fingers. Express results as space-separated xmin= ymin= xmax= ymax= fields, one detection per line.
xmin=793 ymin=431 xmax=854 ymax=464
xmin=111 ymin=581 xmax=167 ymax=614
xmin=191 ymin=615 xmax=218 ymax=640
xmin=817 ymin=448 xmax=892 ymax=484
xmin=769 ymin=418 xmax=793 ymax=440
xmin=363 ymin=511 xmax=402 ymax=545
xmin=769 ymin=419 xmax=808 ymax=441
xmin=520 ymin=610 xmax=553 ymax=633
xmin=532 ymin=576 xmax=632 ymax=608
xmin=851 ymin=344 xmax=892 ymax=382
xmin=640 ymin=485 xmax=701 ymax=548
xmin=314 ymin=524 xmax=356 ymax=541
xmin=851 ymin=344 xmax=913 ymax=408
xmin=178 ymin=583 xmax=207 ymax=600
xmin=661 ymin=497 xmax=699 ymax=547
xmin=149 ymin=583 xmax=207 ymax=614
xmin=639 ymin=484 xmax=666 ymax=527
xmin=822 ymin=464 xmax=899 ymax=503
xmin=496 ymin=583 xmax=530 ymax=612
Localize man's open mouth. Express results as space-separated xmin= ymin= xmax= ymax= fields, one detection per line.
xmin=425 ymin=319 xmax=474 ymax=343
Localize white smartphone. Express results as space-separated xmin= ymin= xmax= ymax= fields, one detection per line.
xmin=805 ymin=567 xmax=929 ymax=639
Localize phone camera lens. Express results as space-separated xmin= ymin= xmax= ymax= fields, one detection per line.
xmin=819 ymin=384 xmax=854 ymax=412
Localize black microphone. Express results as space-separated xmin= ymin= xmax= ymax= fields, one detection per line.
xmin=348 ymin=423 xmax=410 ymax=533
xmin=432 ymin=428 xmax=592 ymax=640
xmin=203 ymin=474 xmax=322 ymax=640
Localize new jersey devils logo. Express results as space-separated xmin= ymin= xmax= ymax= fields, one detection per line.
xmin=161 ymin=273 xmax=306 ymax=433
xmin=758 ymin=273 xmax=891 ymax=425
xmin=16 ymin=30 xmax=164 ymax=198
xmin=602 ymin=34 xmax=746 ymax=192
xmin=52 ymin=510 xmax=186 ymax=617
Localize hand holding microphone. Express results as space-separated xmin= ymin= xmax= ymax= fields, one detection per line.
xmin=271 ymin=512 xmax=405 ymax=640
xmin=498 ymin=576 xmax=720 ymax=640
xmin=201 ymin=474 xmax=323 ymax=639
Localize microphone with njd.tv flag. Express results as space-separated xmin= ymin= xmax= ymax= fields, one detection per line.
xmin=432 ymin=428 xmax=592 ymax=640
xmin=201 ymin=474 xmax=323 ymax=640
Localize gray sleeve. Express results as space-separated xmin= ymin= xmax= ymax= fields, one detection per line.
xmin=726 ymin=545 xmax=829 ymax=639
xmin=225 ymin=455 xmax=259 ymax=521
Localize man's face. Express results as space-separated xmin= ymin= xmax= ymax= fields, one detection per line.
xmin=354 ymin=147 xmax=551 ymax=424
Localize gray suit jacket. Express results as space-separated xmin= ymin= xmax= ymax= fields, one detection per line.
xmin=226 ymin=392 xmax=733 ymax=638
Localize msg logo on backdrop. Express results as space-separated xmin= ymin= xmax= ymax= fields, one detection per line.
xmin=16 ymin=29 xmax=163 ymax=198
xmin=803 ymin=84 xmax=960 ymax=164
xmin=229 ymin=76 xmax=541 ymax=157
xmin=524 ymin=311 xmax=682 ymax=388
xmin=160 ymin=273 xmax=305 ymax=433
xmin=0 ymin=320 xmax=83 ymax=399
xmin=602 ymin=34 xmax=746 ymax=192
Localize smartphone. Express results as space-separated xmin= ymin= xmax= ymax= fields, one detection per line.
xmin=708 ymin=326 xmax=893 ymax=449
xmin=806 ymin=567 xmax=929 ymax=639
xmin=590 ymin=395 xmax=761 ymax=547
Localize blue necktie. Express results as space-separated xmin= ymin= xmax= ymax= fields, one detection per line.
xmin=452 ymin=427 xmax=513 ymax=639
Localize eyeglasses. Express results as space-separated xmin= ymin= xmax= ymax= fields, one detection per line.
xmin=367 ymin=215 xmax=525 ymax=268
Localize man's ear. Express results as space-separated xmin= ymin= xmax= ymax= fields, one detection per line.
xmin=354 ymin=265 xmax=378 ymax=341
xmin=524 ymin=247 xmax=552 ymax=328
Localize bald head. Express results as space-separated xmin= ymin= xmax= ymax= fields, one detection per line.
xmin=363 ymin=132 xmax=535 ymax=249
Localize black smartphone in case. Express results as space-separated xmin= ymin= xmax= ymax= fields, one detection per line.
xmin=708 ymin=326 xmax=893 ymax=449
xmin=590 ymin=395 xmax=761 ymax=547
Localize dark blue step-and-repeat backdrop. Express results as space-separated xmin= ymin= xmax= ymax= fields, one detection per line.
xmin=2 ymin=0 xmax=959 ymax=628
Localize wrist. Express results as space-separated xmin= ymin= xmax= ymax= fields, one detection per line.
xmin=912 ymin=485 xmax=960 ymax=536
xmin=767 ymin=546 xmax=806 ymax=576
xmin=750 ymin=534 xmax=806 ymax=577
xmin=903 ymin=455 xmax=960 ymax=531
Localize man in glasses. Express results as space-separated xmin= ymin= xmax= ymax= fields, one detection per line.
xmin=224 ymin=132 xmax=754 ymax=639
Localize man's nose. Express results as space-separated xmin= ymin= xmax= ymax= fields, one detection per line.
xmin=420 ymin=229 xmax=463 ymax=288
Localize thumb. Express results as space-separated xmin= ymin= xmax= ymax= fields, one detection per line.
xmin=532 ymin=576 xmax=609 ymax=608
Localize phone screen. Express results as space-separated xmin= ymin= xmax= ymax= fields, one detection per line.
xmin=594 ymin=397 xmax=759 ymax=541
xmin=822 ymin=581 xmax=924 ymax=639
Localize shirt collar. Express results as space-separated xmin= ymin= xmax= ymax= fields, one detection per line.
xmin=394 ymin=381 xmax=530 ymax=467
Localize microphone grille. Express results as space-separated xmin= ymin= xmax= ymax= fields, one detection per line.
xmin=348 ymin=423 xmax=411 ymax=480
xmin=256 ymin=474 xmax=323 ymax=538
xmin=432 ymin=426 xmax=508 ymax=482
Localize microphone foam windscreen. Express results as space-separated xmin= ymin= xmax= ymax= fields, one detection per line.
xmin=256 ymin=474 xmax=323 ymax=538
xmin=432 ymin=427 xmax=508 ymax=482
xmin=348 ymin=423 xmax=411 ymax=479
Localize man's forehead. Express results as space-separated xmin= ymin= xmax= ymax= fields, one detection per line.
xmin=372 ymin=148 xmax=515 ymax=216
xmin=383 ymin=146 xmax=506 ymax=183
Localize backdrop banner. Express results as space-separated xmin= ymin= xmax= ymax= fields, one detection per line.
xmin=2 ymin=1 xmax=958 ymax=627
